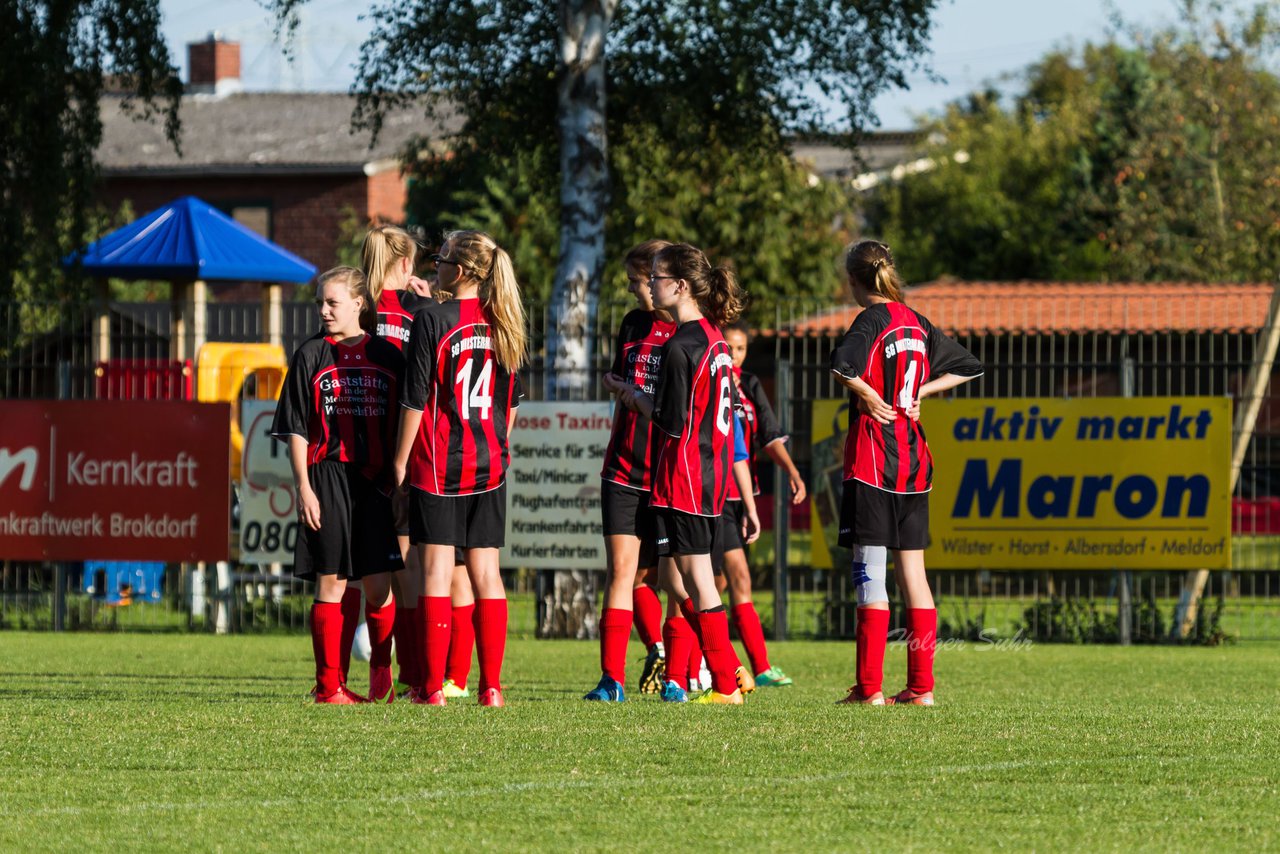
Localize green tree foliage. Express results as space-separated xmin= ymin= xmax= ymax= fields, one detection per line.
xmin=408 ymin=126 xmax=855 ymax=318
xmin=870 ymin=0 xmax=1280 ymax=284
xmin=1 ymin=0 xmax=181 ymax=302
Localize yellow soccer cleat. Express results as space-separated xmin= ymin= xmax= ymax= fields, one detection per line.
xmin=694 ymin=688 xmax=744 ymax=705
xmin=442 ymin=678 xmax=471 ymax=699
xmin=734 ymin=665 xmax=757 ymax=695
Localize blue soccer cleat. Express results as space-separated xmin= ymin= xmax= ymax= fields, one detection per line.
xmin=660 ymin=680 xmax=688 ymax=703
xmin=584 ymin=675 xmax=626 ymax=702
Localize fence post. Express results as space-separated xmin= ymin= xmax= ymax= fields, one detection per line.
xmin=1118 ymin=349 xmax=1135 ymax=645
xmin=773 ymin=358 xmax=791 ymax=641
xmin=53 ymin=564 xmax=68 ymax=631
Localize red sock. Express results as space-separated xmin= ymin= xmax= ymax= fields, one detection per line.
xmin=475 ymin=599 xmax=508 ymax=693
xmin=446 ymin=603 xmax=476 ymax=688
xmin=365 ymin=598 xmax=396 ymax=668
xmin=632 ymin=585 xmax=662 ymax=649
xmin=599 ymin=608 xmax=633 ymax=683
xmin=732 ymin=602 xmax=771 ymax=675
xmin=311 ymin=601 xmax=344 ymax=696
xmin=394 ymin=607 xmax=418 ymax=686
xmin=663 ymin=616 xmax=693 ymax=689
xmin=698 ymin=608 xmax=739 ymax=695
xmin=420 ymin=595 xmax=451 ymax=694
xmin=855 ymin=607 xmax=890 ymax=697
xmin=339 ymin=586 xmax=361 ymax=682
xmin=906 ymin=608 xmax=938 ymax=694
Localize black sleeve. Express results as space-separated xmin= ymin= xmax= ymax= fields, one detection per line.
xmin=270 ymin=345 xmax=313 ymax=442
xmin=512 ymin=371 xmax=526 ymax=408
xmin=651 ymin=341 xmax=690 ymax=438
xmin=403 ymin=311 xmax=435 ymax=411
xmin=829 ymin=308 xmax=885 ymax=380
xmin=922 ymin=314 xmax=984 ymax=378
xmin=743 ymin=373 xmax=785 ymax=447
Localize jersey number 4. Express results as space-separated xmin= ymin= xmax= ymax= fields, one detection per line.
xmin=898 ymin=360 xmax=919 ymax=410
xmin=455 ymin=357 xmax=494 ymax=420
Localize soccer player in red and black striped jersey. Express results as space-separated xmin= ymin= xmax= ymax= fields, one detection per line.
xmin=586 ymin=240 xmax=677 ymax=702
xmin=621 ymin=243 xmax=754 ymax=705
xmin=363 ymin=224 xmax=478 ymax=703
xmin=714 ymin=321 xmax=807 ymax=689
xmin=829 ymin=240 xmax=982 ymax=706
xmin=271 ymin=266 xmax=405 ymax=704
xmin=392 ymin=230 xmax=526 ymax=708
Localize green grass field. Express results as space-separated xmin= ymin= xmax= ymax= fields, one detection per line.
xmin=1 ymin=634 xmax=1277 ymax=851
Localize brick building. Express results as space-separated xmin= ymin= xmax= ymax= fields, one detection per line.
xmin=96 ymin=36 xmax=459 ymax=294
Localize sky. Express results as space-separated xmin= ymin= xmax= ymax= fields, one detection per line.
xmin=160 ymin=0 xmax=1184 ymax=130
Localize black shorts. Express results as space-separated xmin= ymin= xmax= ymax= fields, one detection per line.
xmin=838 ymin=479 xmax=930 ymax=550
xmin=410 ymin=484 xmax=507 ymax=549
xmin=712 ymin=500 xmax=747 ymax=573
xmin=655 ymin=509 xmax=721 ymax=557
xmin=292 ymin=461 xmax=404 ymax=581
xmin=601 ymin=480 xmax=659 ymax=569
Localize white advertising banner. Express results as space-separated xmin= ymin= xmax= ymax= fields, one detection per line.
xmin=502 ymin=401 xmax=612 ymax=569
xmin=239 ymin=400 xmax=299 ymax=565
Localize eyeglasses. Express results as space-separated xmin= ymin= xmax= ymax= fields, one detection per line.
xmin=648 ymin=274 xmax=678 ymax=284
xmin=431 ymin=253 xmax=459 ymax=267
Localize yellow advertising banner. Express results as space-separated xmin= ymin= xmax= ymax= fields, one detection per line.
xmin=810 ymin=397 xmax=1232 ymax=570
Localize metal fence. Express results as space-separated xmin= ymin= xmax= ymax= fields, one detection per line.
xmin=2 ymin=292 xmax=1277 ymax=641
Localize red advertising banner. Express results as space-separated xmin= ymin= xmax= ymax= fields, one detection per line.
xmin=0 ymin=401 xmax=230 ymax=561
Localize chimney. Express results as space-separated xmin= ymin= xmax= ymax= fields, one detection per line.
xmin=188 ymin=33 xmax=241 ymax=96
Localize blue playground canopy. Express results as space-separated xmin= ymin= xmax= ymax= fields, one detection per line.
xmin=63 ymin=195 xmax=316 ymax=282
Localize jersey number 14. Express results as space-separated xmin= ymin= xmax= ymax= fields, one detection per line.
xmin=455 ymin=357 xmax=494 ymax=420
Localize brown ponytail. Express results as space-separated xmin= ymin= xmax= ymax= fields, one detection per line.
xmin=444 ymin=229 xmax=527 ymax=372
xmin=653 ymin=243 xmax=746 ymax=327
xmin=844 ymin=239 xmax=905 ymax=302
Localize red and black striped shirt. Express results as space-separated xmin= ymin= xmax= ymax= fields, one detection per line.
xmin=830 ymin=302 xmax=982 ymax=493
xmin=271 ymin=332 xmax=404 ymax=486
xmin=601 ymin=309 xmax=676 ymax=490
xmin=375 ymin=288 xmax=431 ymax=351
xmin=650 ymin=318 xmax=738 ymax=517
xmin=726 ymin=367 xmax=786 ymax=500
xmin=403 ymin=298 xmax=524 ymax=496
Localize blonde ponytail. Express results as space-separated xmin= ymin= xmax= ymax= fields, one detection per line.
xmin=360 ymin=225 xmax=417 ymax=307
xmin=443 ymin=229 xmax=527 ymax=372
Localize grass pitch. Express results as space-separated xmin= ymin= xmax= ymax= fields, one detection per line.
xmin=1 ymin=634 xmax=1277 ymax=852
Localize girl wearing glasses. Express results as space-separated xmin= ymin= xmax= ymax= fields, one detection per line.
xmin=361 ymin=225 xmax=478 ymax=703
xmin=617 ymin=243 xmax=756 ymax=705
xmin=392 ymin=231 xmax=526 ymax=707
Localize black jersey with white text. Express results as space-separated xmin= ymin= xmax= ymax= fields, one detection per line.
xmin=375 ymin=288 xmax=432 ymax=351
xmin=271 ymin=332 xmax=404 ymax=486
xmin=403 ymin=298 xmax=524 ymax=496
xmin=830 ymin=302 xmax=982 ymax=493
xmin=601 ymin=309 xmax=676 ymax=490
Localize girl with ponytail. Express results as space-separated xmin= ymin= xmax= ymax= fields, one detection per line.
xmin=360 ymin=224 xmax=477 ymax=703
xmin=392 ymin=230 xmax=526 ymax=707
xmin=829 ymin=239 xmax=983 ymax=706
xmin=616 ymin=243 xmax=758 ymax=705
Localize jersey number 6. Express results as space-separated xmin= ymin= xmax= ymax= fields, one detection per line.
xmin=715 ymin=374 xmax=733 ymax=436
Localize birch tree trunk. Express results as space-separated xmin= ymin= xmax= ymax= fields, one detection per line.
xmin=547 ymin=0 xmax=615 ymax=401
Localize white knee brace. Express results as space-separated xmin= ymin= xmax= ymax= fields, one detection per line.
xmin=852 ymin=545 xmax=888 ymax=606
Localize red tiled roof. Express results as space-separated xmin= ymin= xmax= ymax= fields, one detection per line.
xmin=778 ymin=281 xmax=1277 ymax=336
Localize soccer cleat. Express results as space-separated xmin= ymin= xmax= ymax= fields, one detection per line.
xmin=754 ymin=666 xmax=794 ymax=688
xmin=393 ymin=680 xmax=415 ymax=699
xmin=637 ymin=648 xmax=666 ymax=695
xmin=315 ymin=685 xmax=370 ymax=705
xmin=368 ymin=666 xmax=395 ymax=703
xmin=887 ymin=688 xmax=935 ymax=706
xmin=399 ymin=685 xmax=423 ymax=704
xmin=478 ymin=688 xmax=505 ymax=707
xmin=442 ymin=678 xmax=471 ymax=699
xmin=412 ymin=689 xmax=447 ymax=706
xmin=836 ymin=687 xmax=886 ymax=705
xmin=695 ymin=688 xmax=745 ymax=705
xmin=584 ymin=675 xmax=626 ymax=702
xmin=660 ymin=680 xmax=688 ymax=703
xmin=734 ymin=665 xmax=757 ymax=695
